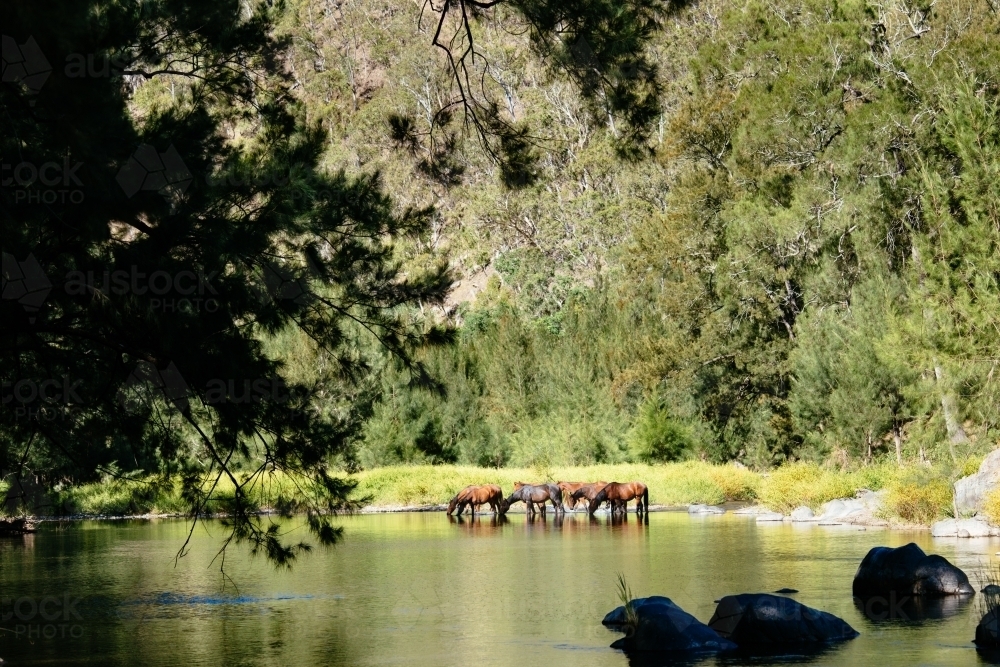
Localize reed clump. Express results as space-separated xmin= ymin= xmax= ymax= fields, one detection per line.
xmin=616 ymin=573 xmax=638 ymax=635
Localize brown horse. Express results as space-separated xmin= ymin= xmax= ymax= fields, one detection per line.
xmin=588 ymin=481 xmax=648 ymax=515
xmin=502 ymin=483 xmax=563 ymax=516
xmin=447 ymin=484 xmax=504 ymax=516
xmin=557 ymin=481 xmax=599 ymax=509
xmin=569 ymin=482 xmax=608 ymax=509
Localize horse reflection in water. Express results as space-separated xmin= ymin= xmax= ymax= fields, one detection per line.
xmin=447 ymin=513 xmax=509 ymax=528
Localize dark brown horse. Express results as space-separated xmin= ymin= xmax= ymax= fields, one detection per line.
xmin=588 ymin=481 xmax=648 ymax=515
xmin=447 ymin=484 xmax=504 ymax=516
xmin=557 ymin=481 xmax=602 ymax=509
xmin=569 ymin=482 xmax=608 ymax=509
xmin=502 ymin=483 xmax=563 ymax=516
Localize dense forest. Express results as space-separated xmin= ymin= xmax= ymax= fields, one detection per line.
xmin=3 ymin=0 xmax=998 ymax=551
xmin=273 ymin=0 xmax=999 ymax=470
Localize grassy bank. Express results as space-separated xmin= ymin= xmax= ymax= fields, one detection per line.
xmin=17 ymin=460 xmax=967 ymax=527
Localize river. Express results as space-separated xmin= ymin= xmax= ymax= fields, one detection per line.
xmin=0 ymin=511 xmax=992 ymax=665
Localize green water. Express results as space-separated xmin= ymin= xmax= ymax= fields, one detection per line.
xmin=0 ymin=512 xmax=992 ymax=666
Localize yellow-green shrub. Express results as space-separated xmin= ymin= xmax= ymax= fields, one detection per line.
xmin=983 ymin=487 xmax=1000 ymax=526
xmin=883 ymin=479 xmax=953 ymax=525
xmin=757 ymin=463 xmax=854 ymax=513
xmin=708 ymin=465 xmax=760 ymax=502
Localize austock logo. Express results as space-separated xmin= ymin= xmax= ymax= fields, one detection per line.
xmin=1 ymin=35 xmax=52 ymax=95
xmin=64 ymin=266 xmax=220 ymax=313
xmin=2 ymin=376 xmax=83 ymax=422
xmin=2 ymin=252 xmax=52 ymax=323
xmin=116 ymin=144 xmax=192 ymax=209
xmin=119 ymin=360 xmax=301 ymax=414
xmin=2 ymin=156 xmax=86 ymax=205
xmin=1 ymin=593 xmax=85 ymax=641
xmin=255 ymin=261 xmax=315 ymax=308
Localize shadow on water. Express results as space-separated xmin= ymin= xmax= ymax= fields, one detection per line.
xmin=979 ymin=648 xmax=1000 ymax=665
xmin=622 ymin=643 xmax=844 ymax=667
xmin=853 ymin=593 xmax=974 ymax=625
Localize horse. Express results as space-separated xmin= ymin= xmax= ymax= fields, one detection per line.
xmin=447 ymin=484 xmax=504 ymax=516
xmin=557 ymin=481 xmax=601 ymax=509
xmin=502 ymin=483 xmax=563 ymax=516
xmin=588 ymin=481 xmax=648 ymax=516
xmin=569 ymin=482 xmax=608 ymax=510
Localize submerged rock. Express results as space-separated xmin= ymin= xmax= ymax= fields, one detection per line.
xmin=852 ymin=543 xmax=975 ymax=597
xmin=984 ymin=585 xmax=1000 ymax=596
xmin=708 ymin=594 xmax=858 ymax=646
xmin=854 ymin=591 xmax=972 ymax=623
xmin=604 ymin=596 xmax=737 ymax=653
xmin=931 ymin=517 xmax=998 ymax=538
xmin=756 ymin=512 xmax=785 ymax=522
xmin=688 ymin=504 xmax=725 ymax=515
xmin=977 ymin=609 xmax=1000 ymax=648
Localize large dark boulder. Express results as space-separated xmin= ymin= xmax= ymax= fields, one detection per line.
xmin=707 ymin=594 xmax=859 ymax=646
xmin=852 ymin=543 xmax=975 ymax=597
xmin=602 ymin=596 xmax=674 ymax=626
xmin=977 ymin=609 xmax=1000 ymax=648
xmin=604 ymin=596 xmax=737 ymax=653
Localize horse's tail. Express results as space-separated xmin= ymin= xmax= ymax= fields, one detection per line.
xmin=552 ymin=485 xmax=564 ymax=511
xmin=642 ymin=485 xmax=649 ymax=512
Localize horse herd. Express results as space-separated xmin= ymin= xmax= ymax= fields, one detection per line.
xmin=446 ymin=481 xmax=649 ymax=518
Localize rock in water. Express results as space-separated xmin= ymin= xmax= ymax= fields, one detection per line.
xmin=977 ymin=609 xmax=1000 ymax=648
xmin=852 ymin=543 xmax=975 ymax=596
xmin=604 ymin=597 xmax=737 ymax=653
xmin=790 ymin=506 xmax=814 ymax=522
xmin=931 ymin=517 xmax=997 ymax=538
xmin=708 ymin=594 xmax=858 ymax=646
xmin=603 ymin=596 xmax=674 ymax=627
xmin=688 ymin=504 xmax=725 ymax=515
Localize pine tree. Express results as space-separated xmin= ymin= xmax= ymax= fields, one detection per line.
xmin=2 ymin=0 xmax=452 ymax=565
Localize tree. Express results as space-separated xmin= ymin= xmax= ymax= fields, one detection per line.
xmin=2 ymin=0 xmax=452 ymax=566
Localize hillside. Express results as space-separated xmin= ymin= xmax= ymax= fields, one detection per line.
xmin=271 ymin=0 xmax=998 ymax=470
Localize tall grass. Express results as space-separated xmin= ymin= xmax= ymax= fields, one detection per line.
xmin=616 ymin=573 xmax=638 ymax=635
xmin=40 ymin=460 xmax=954 ymax=521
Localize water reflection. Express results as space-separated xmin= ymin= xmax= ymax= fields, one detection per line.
xmin=978 ymin=647 xmax=1000 ymax=665
xmin=854 ymin=593 xmax=974 ymax=624
xmin=1 ymin=513 xmax=986 ymax=667
xmin=622 ymin=643 xmax=850 ymax=666
xmin=448 ymin=513 xmax=508 ymax=529
xmin=446 ymin=510 xmax=649 ymax=533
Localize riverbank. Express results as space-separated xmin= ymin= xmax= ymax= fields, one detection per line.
xmin=6 ymin=460 xmax=974 ymax=528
